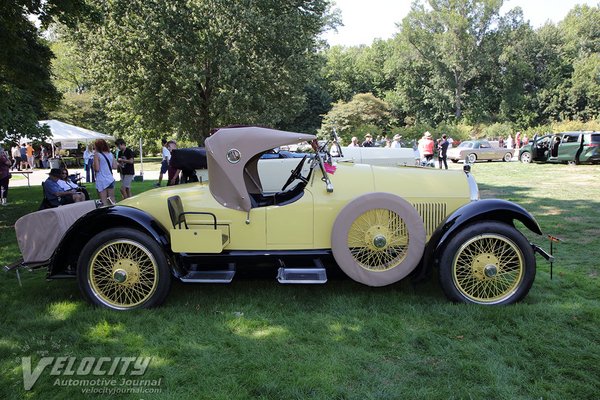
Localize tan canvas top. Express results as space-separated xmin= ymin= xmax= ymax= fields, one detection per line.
xmin=205 ymin=126 xmax=316 ymax=212
xmin=15 ymin=200 xmax=97 ymax=263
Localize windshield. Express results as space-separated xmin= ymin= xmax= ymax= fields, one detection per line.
xmin=590 ymin=134 xmax=600 ymax=143
xmin=458 ymin=142 xmax=473 ymax=148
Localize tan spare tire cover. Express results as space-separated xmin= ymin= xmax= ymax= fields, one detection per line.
xmin=331 ymin=193 xmax=426 ymax=287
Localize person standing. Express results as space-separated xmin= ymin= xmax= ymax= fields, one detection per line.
xmin=515 ymin=131 xmax=521 ymax=150
xmin=20 ymin=144 xmax=28 ymax=169
xmin=115 ymin=138 xmax=135 ymax=199
xmin=362 ymin=134 xmax=374 ymax=147
xmin=0 ymin=147 xmax=12 ymax=205
xmin=93 ymin=139 xmax=117 ymax=206
xmin=506 ymin=134 xmax=513 ymax=150
xmin=167 ymin=140 xmax=180 ymax=186
xmin=418 ymin=131 xmax=434 ymax=163
xmin=156 ymin=138 xmax=170 ymax=187
xmin=40 ymin=145 xmax=49 ymax=169
xmin=26 ymin=143 xmax=35 ymax=169
xmin=391 ymin=134 xmax=403 ymax=148
xmin=348 ymin=137 xmax=360 ymax=147
xmin=11 ymin=145 xmax=21 ymax=171
xmin=83 ymin=144 xmax=95 ymax=183
xmin=438 ymin=134 xmax=449 ymax=169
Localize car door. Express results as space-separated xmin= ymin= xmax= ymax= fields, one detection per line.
xmin=557 ymin=133 xmax=581 ymax=162
xmin=265 ymin=188 xmax=314 ymax=249
xmin=477 ymin=140 xmax=494 ymax=160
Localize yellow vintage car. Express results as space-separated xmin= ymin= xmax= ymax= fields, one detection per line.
xmin=9 ymin=126 xmax=553 ymax=310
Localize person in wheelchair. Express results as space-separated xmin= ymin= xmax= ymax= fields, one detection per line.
xmin=43 ymin=168 xmax=85 ymax=207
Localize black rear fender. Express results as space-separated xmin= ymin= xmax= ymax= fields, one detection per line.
xmin=49 ymin=206 xmax=182 ymax=277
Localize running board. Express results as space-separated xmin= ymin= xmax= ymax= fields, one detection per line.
xmin=179 ymin=270 xmax=235 ymax=283
xmin=277 ymin=267 xmax=327 ymax=284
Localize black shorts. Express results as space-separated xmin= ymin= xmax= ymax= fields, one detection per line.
xmin=160 ymin=160 xmax=169 ymax=174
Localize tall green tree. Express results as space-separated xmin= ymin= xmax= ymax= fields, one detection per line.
xmin=73 ymin=0 xmax=336 ymax=145
xmin=0 ymin=0 xmax=87 ymax=142
xmin=392 ymin=0 xmax=504 ymax=122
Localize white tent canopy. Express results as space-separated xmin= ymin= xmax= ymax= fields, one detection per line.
xmin=38 ymin=120 xmax=115 ymax=144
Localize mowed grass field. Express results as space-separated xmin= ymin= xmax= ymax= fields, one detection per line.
xmin=0 ymin=161 xmax=599 ymax=399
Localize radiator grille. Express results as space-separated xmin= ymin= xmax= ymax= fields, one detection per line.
xmin=413 ymin=202 xmax=447 ymax=237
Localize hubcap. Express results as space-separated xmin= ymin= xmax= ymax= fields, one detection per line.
xmin=113 ymin=269 xmax=127 ymax=283
xmin=452 ymin=234 xmax=524 ymax=304
xmin=373 ymin=235 xmax=387 ymax=248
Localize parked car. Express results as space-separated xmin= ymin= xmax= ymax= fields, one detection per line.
xmin=447 ymin=140 xmax=513 ymax=163
xmin=519 ymin=132 xmax=600 ymax=164
xmin=8 ymin=126 xmax=553 ymax=310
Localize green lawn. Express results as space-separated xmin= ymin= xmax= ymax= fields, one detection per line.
xmin=1 ymin=162 xmax=599 ymax=399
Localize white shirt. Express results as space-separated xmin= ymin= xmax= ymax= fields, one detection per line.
xmin=162 ymin=146 xmax=171 ymax=161
xmin=58 ymin=179 xmax=78 ymax=191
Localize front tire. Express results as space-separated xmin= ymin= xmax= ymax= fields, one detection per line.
xmin=77 ymin=228 xmax=171 ymax=310
xmin=438 ymin=221 xmax=536 ymax=305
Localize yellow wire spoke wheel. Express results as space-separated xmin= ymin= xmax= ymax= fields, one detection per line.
xmin=88 ymin=239 xmax=159 ymax=309
xmin=347 ymin=208 xmax=409 ymax=272
xmin=452 ymin=234 xmax=524 ymax=304
xmin=439 ymin=220 xmax=536 ymax=305
xmin=331 ymin=193 xmax=426 ymax=287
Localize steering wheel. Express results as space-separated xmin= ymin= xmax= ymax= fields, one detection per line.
xmin=281 ymin=155 xmax=309 ymax=191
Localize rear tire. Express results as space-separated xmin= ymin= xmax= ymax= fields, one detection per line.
xmin=77 ymin=228 xmax=171 ymax=310
xmin=438 ymin=221 xmax=535 ymax=305
xmin=503 ymin=153 xmax=512 ymax=162
xmin=466 ymin=153 xmax=477 ymax=163
xmin=520 ymin=151 xmax=531 ymax=163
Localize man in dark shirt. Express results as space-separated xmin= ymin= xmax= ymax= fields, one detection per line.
xmin=362 ymin=134 xmax=374 ymax=147
xmin=438 ymin=134 xmax=449 ymax=169
xmin=115 ymin=138 xmax=135 ymax=199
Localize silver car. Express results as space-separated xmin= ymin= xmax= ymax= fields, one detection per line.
xmin=447 ymin=140 xmax=513 ymax=163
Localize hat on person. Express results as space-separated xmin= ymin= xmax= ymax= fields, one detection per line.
xmin=48 ymin=168 xmax=62 ymax=177
xmin=424 ymin=131 xmax=432 ymax=138
xmin=393 ymin=134 xmax=402 ymax=140
xmin=365 ymin=133 xmax=372 ymax=138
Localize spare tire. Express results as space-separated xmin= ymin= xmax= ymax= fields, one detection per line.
xmin=330 ymin=193 xmax=426 ymax=287
xmin=170 ymin=147 xmax=207 ymax=170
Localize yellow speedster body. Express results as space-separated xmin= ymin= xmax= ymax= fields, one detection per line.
xmin=10 ymin=126 xmax=551 ymax=310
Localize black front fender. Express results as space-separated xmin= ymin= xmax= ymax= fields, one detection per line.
xmin=414 ymin=199 xmax=543 ymax=282
xmin=49 ymin=206 xmax=177 ymax=277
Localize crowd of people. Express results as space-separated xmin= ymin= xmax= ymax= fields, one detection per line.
xmin=347 ymin=131 xmax=453 ymax=169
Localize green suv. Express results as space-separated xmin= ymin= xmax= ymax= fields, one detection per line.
xmin=519 ymin=132 xmax=600 ymax=164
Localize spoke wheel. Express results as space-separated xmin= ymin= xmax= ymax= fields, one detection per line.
xmin=348 ymin=209 xmax=409 ymax=271
xmin=331 ymin=193 xmax=425 ymax=287
xmin=452 ymin=234 xmax=523 ymax=304
xmin=78 ymin=228 xmax=171 ymax=310
xmin=439 ymin=221 xmax=535 ymax=305
xmin=89 ymin=239 xmax=159 ymax=308
xmin=467 ymin=153 xmax=477 ymax=164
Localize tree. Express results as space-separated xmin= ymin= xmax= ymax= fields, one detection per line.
xmin=392 ymin=0 xmax=504 ymax=121
xmin=319 ymin=93 xmax=392 ymax=142
xmin=72 ymin=0 xmax=337 ymax=145
xmin=0 ymin=0 xmax=87 ymax=142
